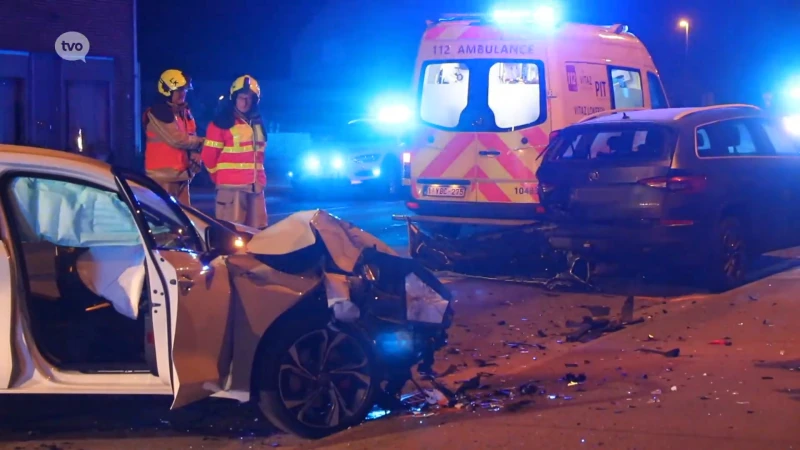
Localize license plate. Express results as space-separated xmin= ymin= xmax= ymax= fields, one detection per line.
xmin=424 ymin=185 xmax=466 ymax=198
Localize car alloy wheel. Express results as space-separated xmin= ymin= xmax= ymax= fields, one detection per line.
xmin=257 ymin=321 xmax=378 ymax=439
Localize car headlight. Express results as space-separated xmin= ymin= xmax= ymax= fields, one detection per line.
xmin=353 ymin=154 xmax=380 ymax=164
xmin=304 ymin=155 xmax=321 ymax=171
xmin=332 ymin=155 xmax=344 ymax=169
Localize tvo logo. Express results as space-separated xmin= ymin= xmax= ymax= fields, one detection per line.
xmin=55 ymin=31 xmax=90 ymax=62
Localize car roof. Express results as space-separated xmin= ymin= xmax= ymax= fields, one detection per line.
xmin=0 ymin=145 xmax=116 ymax=186
xmin=0 ymin=145 xmax=112 ymax=170
xmin=576 ymin=105 xmax=764 ymax=128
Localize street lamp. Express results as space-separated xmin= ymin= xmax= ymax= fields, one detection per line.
xmin=678 ymin=19 xmax=689 ymax=58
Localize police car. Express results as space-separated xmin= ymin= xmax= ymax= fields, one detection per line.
xmin=289 ymin=110 xmax=411 ymax=199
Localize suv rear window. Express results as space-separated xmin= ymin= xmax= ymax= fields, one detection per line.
xmin=546 ymin=124 xmax=677 ymax=162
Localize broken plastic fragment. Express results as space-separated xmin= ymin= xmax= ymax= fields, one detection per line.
xmin=406 ymin=272 xmax=450 ymax=324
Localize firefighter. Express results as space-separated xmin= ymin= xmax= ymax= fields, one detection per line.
xmin=201 ymin=74 xmax=268 ymax=228
xmin=143 ymin=69 xmax=204 ymax=204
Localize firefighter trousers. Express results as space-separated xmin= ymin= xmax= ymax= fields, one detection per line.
xmin=214 ymin=188 xmax=268 ymax=229
xmin=146 ymin=171 xmax=191 ymax=205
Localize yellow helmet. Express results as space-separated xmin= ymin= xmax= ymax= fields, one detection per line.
xmin=158 ymin=69 xmax=193 ymax=97
xmin=230 ymin=75 xmax=261 ymax=102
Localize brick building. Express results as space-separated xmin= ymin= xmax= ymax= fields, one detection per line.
xmin=0 ymin=0 xmax=140 ymax=168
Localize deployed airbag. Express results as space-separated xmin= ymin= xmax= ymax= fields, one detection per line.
xmin=75 ymin=245 xmax=146 ymax=319
xmin=11 ymin=177 xmax=142 ymax=247
xmin=247 ymin=210 xmax=396 ymax=273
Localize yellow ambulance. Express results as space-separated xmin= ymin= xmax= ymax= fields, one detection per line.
xmin=402 ymin=8 xmax=668 ymax=219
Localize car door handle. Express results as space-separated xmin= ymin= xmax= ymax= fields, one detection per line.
xmin=178 ymin=276 xmax=194 ymax=294
xmin=479 ymin=150 xmax=501 ymax=157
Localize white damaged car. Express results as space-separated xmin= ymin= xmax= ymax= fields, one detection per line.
xmin=0 ymin=146 xmax=453 ymax=439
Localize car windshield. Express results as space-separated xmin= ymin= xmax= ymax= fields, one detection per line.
xmin=546 ymin=124 xmax=678 ymax=162
xmin=418 ymin=59 xmax=545 ymax=132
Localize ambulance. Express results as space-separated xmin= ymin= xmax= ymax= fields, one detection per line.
xmin=402 ymin=7 xmax=669 ymax=220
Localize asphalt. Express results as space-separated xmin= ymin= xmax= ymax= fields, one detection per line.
xmin=190 ymin=190 xmax=411 ymax=250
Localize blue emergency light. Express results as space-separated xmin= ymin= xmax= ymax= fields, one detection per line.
xmin=492 ymin=4 xmax=558 ymax=27
xmin=377 ymin=104 xmax=412 ymax=124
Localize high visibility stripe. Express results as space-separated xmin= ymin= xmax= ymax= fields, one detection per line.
xmin=423 ymin=26 xmax=448 ymax=41
xmin=477 ymin=133 xmax=536 ymax=180
xmin=474 ymin=167 xmax=511 ymax=202
xmin=222 ymin=145 xmax=256 ymax=153
xmin=420 ymin=133 xmax=474 ymax=178
xmin=205 ymin=140 xmax=224 ymax=148
xmin=207 ymin=162 xmax=264 ymax=173
xmin=439 ymin=25 xmax=468 ymax=40
xmin=519 ymin=126 xmax=549 ymax=148
xmin=458 ymin=26 xmax=504 ymax=40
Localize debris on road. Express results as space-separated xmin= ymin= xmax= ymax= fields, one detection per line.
xmin=709 ymin=338 xmax=733 ymax=346
xmin=565 ymin=297 xmax=645 ymax=343
xmin=637 ymin=348 xmax=681 ymax=358
xmin=562 ymin=373 xmax=587 ymax=385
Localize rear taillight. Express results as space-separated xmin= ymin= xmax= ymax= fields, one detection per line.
xmin=402 ymin=152 xmax=411 ymax=178
xmin=638 ymin=175 xmax=707 ymax=193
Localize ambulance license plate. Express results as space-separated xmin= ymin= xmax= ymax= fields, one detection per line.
xmin=424 ymin=185 xmax=466 ymax=198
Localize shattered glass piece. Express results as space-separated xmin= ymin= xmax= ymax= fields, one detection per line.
xmin=406 ymin=272 xmax=450 ymax=324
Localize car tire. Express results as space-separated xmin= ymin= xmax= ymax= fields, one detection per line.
xmin=705 ymin=216 xmax=748 ymax=292
xmin=254 ymin=320 xmax=379 ymax=439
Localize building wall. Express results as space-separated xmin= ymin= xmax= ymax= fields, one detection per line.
xmin=0 ymin=0 xmax=138 ymax=168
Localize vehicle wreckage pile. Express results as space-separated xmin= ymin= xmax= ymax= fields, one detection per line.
xmin=229 ymin=210 xmax=455 ymax=437
xmin=406 ymin=221 xmax=595 ymax=290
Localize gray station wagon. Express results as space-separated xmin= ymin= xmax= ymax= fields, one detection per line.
xmin=536 ymin=104 xmax=800 ymax=290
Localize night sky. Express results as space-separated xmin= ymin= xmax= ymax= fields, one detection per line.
xmin=137 ymin=0 xmax=800 ymax=107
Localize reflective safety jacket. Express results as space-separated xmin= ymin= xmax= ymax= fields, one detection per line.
xmin=201 ymin=116 xmax=267 ymax=188
xmin=143 ymin=101 xmax=203 ymax=179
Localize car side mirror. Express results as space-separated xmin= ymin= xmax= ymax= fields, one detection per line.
xmin=205 ymin=223 xmax=246 ymax=254
xmin=199 ymin=247 xmax=223 ymax=267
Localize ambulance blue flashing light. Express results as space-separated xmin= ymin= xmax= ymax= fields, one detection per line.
xmin=492 ymin=5 xmax=558 ymax=27
xmin=377 ymin=105 xmax=412 ymax=124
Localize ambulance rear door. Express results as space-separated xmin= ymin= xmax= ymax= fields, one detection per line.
xmin=473 ymin=54 xmax=551 ymax=204
xmin=412 ymin=61 xmax=478 ymax=203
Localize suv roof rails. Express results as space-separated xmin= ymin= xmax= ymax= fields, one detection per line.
xmin=673 ymin=104 xmax=761 ymax=121
xmin=576 ymin=108 xmax=648 ymax=123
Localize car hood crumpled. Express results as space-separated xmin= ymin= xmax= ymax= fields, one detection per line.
xmin=243 ymin=209 xmax=452 ymax=326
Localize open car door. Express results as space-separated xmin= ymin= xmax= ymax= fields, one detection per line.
xmin=114 ymin=170 xmax=234 ymax=409
xmin=0 ymin=239 xmax=13 ymax=389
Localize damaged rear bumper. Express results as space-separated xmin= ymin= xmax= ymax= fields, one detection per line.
xmin=544 ymin=221 xmax=710 ymax=265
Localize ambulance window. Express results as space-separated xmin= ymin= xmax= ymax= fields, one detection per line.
xmin=488 ymin=62 xmax=543 ymax=129
xmin=609 ymin=68 xmax=644 ymax=109
xmin=420 ymin=63 xmax=470 ymax=128
xmin=647 ymin=72 xmax=668 ymax=109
